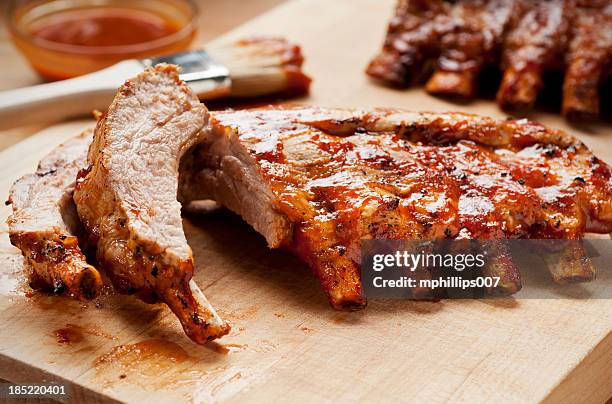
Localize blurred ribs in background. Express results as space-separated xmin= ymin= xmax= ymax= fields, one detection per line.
xmin=367 ymin=0 xmax=612 ymax=122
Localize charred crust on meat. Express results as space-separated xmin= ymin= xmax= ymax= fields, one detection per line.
xmin=177 ymin=293 xmax=189 ymax=309
xmin=53 ymin=281 xmax=65 ymax=295
xmin=191 ymin=312 xmax=203 ymax=325
xmin=37 ymin=169 xmax=57 ymax=177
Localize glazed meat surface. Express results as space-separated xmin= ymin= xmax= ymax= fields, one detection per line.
xmin=364 ymin=0 xmax=448 ymax=86
xmin=496 ymin=0 xmax=574 ymax=111
xmin=367 ymin=0 xmax=612 ymax=121
xmin=73 ymin=65 xmax=230 ymax=343
xmin=7 ymin=131 xmax=103 ymax=300
xmin=562 ymin=2 xmax=612 ymax=120
xmin=427 ymin=0 xmax=522 ymax=98
xmin=181 ymin=106 xmax=612 ymax=309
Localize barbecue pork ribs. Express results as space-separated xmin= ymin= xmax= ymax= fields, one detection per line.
xmin=73 ymin=65 xmax=230 ymax=342
xmin=180 ymin=106 xmax=612 ymax=308
xmin=7 ymin=131 xmax=103 ymax=300
xmin=6 ymin=67 xmax=611 ymax=325
xmin=367 ymin=0 xmax=612 ymax=121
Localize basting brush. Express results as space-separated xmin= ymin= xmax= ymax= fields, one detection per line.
xmin=0 ymin=37 xmax=311 ymax=130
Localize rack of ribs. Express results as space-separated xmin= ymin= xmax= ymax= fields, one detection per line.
xmin=367 ymin=0 xmax=612 ymax=121
xmin=180 ymin=106 xmax=612 ymax=309
xmin=7 ymin=131 xmax=103 ymax=300
xmin=73 ymin=65 xmax=230 ymax=343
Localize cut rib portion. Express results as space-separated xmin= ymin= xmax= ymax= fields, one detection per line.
xmin=497 ymin=0 xmax=574 ymax=111
xmin=73 ymin=64 xmax=229 ymax=343
xmin=182 ymin=107 xmax=612 ymax=308
xmin=425 ymin=0 xmax=520 ymax=98
xmin=7 ymin=131 xmax=103 ymax=300
xmin=562 ymin=2 xmax=612 ymax=120
xmin=366 ymin=0 xmax=449 ymax=86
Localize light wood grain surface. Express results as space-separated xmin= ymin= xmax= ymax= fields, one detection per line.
xmin=0 ymin=0 xmax=610 ymax=403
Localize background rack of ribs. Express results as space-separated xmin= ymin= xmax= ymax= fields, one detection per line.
xmin=366 ymin=0 xmax=612 ymax=122
xmin=6 ymin=66 xmax=612 ymax=343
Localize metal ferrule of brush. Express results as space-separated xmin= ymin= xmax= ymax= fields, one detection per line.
xmin=141 ymin=50 xmax=232 ymax=99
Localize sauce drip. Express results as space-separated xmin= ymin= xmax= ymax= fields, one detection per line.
xmin=54 ymin=324 xmax=84 ymax=344
xmin=30 ymin=7 xmax=181 ymax=48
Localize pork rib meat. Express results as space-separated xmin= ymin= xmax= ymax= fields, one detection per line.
xmin=73 ymin=65 xmax=230 ymax=343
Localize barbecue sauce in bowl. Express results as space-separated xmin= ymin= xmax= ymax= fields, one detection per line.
xmin=31 ymin=8 xmax=181 ymax=48
xmin=9 ymin=0 xmax=198 ymax=80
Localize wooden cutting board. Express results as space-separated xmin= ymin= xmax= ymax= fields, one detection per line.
xmin=0 ymin=0 xmax=610 ymax=402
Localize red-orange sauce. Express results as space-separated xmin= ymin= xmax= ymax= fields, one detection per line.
xmin=12 ymin=4 xmax=195 ymax=80
xmin=54 ymin=324 xmax=84 ymax=344
xmin=30 ymin=8 xmax=181 ymax=48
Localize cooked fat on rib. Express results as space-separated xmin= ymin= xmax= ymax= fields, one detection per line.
xmin=7 ymin=131 xmax=103 ymax=300
xmin=73 ymin=65 xmax=230 ymax=343
xmin=181 ymin=107 xmax=612 ymax=308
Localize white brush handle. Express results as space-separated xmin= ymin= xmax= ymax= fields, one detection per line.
xmin=0 ymin=60 xmax=144 ymax=130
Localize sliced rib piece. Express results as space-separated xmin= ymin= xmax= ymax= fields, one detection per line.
xmin=497 ymin=0 xmax=574 ymax=111
xmin=366 ymin=0 xmax=449 ymax=86
xmin=73 ymin=65 xmax=230 ymax=343
xmin=425 ymin=0 xmax=521 ymax=98
xmin=182 ymin=107 xmax=612 ymax=308
xmin=7 ymin=131 xmax=103 ymax=300
xmin=562 ymin=2 xmax=612 ymax=120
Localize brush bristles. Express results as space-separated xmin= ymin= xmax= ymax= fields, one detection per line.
xmin=207 ymin=37 xmax=311 ymax=98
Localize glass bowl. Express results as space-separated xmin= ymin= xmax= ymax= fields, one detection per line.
xmin=7 ymin=0 xmax=199 ymax=81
